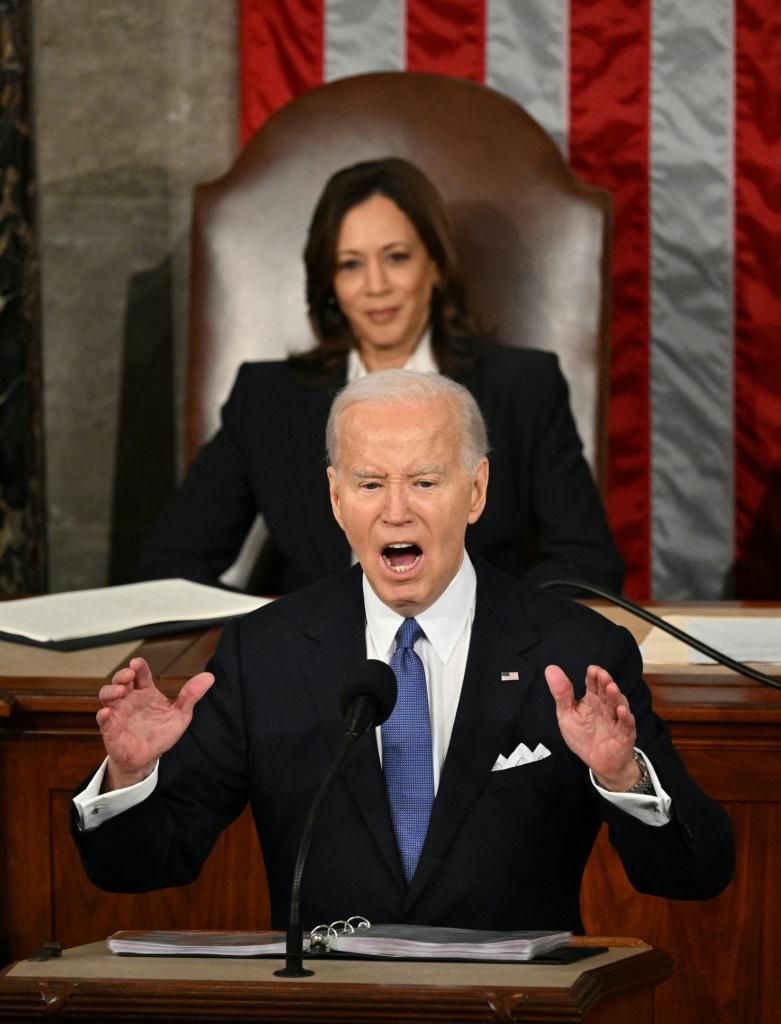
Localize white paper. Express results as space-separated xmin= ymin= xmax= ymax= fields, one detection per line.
xmin=329 ymin=924 xmax=571 ymax=961
xmin=685 ymin=618 xmax=781 ymax=664
xmin=0 ymin=579 xmax=270 ymax=644
xmin=107 ymin=930 xmax=291 ymax=957
xmin=640 ymin=616 xmax=781 ymax=665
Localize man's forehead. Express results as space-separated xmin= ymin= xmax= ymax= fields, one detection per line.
xmin=340 ymin=404 xmax=459 ymax=455
xmin=340 ymin=396 xmax=456 ymax=436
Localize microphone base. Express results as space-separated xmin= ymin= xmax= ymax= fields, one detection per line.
xmin=274 ymin=963 xmax=315 ymax=978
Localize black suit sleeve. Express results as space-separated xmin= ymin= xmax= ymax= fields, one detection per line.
xmin=134 ymin=367 xmax=260 ymax=587
xmin=519 ymin=356 xmax=624 ymax=589
xmin=596 ymin=625 xmax=735 ymax=900
xmin=71 ymin=618 xmax=251 ymax=892
xmin=472 ymin=349 xmax=624 ymax=590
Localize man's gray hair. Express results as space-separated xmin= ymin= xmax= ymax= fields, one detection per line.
xmin=326 ymin=369 xmax=489 ymax=474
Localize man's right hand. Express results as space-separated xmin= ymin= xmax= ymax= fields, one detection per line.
xmin=96 ymin=656 xmax=215 ymax=791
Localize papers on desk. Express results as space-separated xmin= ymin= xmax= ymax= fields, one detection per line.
xmin=640 ymin=615 xmax=781 ymax=664
xmin=0 ymin=579 xmax=271 ymax=651
xmin=107 ymin=931 xmax=290 ymax=957
xmin=106 ymin=925 xmax=572 ymax=962
xmin=327 ymin=924 xmax=572 ymax=961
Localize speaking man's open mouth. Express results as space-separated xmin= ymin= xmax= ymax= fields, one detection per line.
xmin=381 ymin=542 xmax=422 ymax=574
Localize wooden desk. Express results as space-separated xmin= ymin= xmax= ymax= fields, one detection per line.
xmin=0 ymin=937 xmax=672 ymax=1023
xmin=1 ymin=602 xmax=780 ymax=1024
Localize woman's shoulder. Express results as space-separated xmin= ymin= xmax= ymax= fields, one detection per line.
xmin=230 ymin=357 xmax=342 ymax=395
xmin=233 ymin=358 xmax=299 ymax=386
xmin=464 ymin=340 xmax=564 ymax=391
xmin=217 ymin=359 xmax=338 ymax=430
xmin=473 ymin=339 xmax=559 ymax=371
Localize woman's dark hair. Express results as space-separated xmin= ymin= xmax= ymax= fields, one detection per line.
xmin=290 ymin=158 xmax=484 ymax=380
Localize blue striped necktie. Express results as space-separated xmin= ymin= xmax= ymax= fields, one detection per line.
xmin=382 ymin=617 xmax=435 ymax=884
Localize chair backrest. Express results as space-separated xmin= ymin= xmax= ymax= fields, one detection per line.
xmin=187 ymin=71 xmax=611 ymax=484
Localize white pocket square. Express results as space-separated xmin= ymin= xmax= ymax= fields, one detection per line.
xmin=492 ymin=742 xmax=551 ymax=771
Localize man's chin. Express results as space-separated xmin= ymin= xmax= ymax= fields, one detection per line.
xmin=364 ymin=570 xmax=430 ymax=617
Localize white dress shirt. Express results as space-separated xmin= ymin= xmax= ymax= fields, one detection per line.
xmin=74 ymin=552 xmax=670 ymax=830
xmin=346 ymin=329 xmax=436 ymax=382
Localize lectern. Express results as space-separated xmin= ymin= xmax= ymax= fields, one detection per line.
xmin=0 ymin=937 xmax=671 ymax=1023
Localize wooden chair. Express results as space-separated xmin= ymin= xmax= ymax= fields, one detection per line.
xmin=186 ymin=71 xmax=611 ymax=484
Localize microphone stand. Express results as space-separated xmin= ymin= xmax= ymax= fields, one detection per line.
xmin=274 ymin=730 xmax=358 ymax=977
xmin=540 ymin=578 xmax=781 ymax=691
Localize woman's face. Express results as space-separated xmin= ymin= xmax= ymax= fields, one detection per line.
xmin=332 ymin=193 xmax=440 ymax=371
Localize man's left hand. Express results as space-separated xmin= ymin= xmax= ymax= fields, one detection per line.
xmin=544 ymin=664 xmax=642 ymax=792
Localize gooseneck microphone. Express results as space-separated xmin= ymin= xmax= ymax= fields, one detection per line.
xmin=539 ymin=578 xmax=781 ymax=692
xmin=274 ymin=659 xmax=397 ymax=977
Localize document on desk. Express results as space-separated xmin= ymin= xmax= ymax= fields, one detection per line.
xmin=107 ymin=930 xmax=291 ymax=957
xmin=0 ymin=579 xmax=271 ymax=651
xmin=640 ymin=615 xmax=781 ymax=664
xmin=106 ymin=926 xmax=572 ymax=962
xmin=685 ymin=618 xmax=781 ymax=664
xmin=326 ymin=924 xmax=572 ymax=961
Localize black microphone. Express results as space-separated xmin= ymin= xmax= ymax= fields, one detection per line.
xmin=339 ymin=660 xmax=398 ymax=738
xmin=275 ymin=659 xmax=397 ymax=977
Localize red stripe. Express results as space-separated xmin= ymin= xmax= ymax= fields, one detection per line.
xmin=568 ymin=0 xmax=652 ymax=600
xmin=733 ymin=0 xmax=781 ymax=598
xmin=239 ymin=0 xmax=324 ymax=145
xmin=406 ymin=0 xmax=486 ymax=82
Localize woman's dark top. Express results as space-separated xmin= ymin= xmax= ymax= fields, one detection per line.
xmin=135 ymin=342 xmax=624 ymax=594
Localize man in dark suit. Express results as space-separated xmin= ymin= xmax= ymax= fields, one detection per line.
xmin=73 ymin=370 xmax=733 ymax=931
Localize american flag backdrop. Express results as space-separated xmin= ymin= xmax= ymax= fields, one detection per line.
xmin=238 ymin=0 xmax=781 ymax=602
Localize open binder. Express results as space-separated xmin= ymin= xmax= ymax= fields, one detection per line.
xmin=107 ymin=920 xmax=604 ymax=965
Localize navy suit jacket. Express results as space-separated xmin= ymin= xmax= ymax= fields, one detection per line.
xmin=74 ymin=558 xmax=733 ymax=932
xmin=135 ymin=343 xmax=624 ymax=594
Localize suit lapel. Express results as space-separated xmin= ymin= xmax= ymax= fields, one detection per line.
xmin=289 ymin=374 xmax=351 ymax=578
xmin=404 ymin=564 xmax=542 ymax=911
xmin=297 ymin=568 xmax=405 ymax=890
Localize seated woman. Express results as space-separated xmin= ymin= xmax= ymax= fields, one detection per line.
xmin=135 ymin=158 xmax=624 ymax=594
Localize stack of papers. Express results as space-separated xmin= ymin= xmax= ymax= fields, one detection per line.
xmin=329 ymin=924 xmax=572 ymax=961
xmin=106 ymin=925 xmax=572 ymax=962
xmin=640 ymin=615 xmax=781 ymax=665
xmin=0 ymin=579 xmax=271 ymax=651
xmin=107 ymin=931 xmax=291 ymax=957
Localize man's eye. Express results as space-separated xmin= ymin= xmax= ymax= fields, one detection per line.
xmin=360 ymin=481 xmax=381 ymax=490
xmin=416 ymin=479 xmax=436 ymax=488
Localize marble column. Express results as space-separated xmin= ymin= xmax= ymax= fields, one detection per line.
xmin=0 ymin=0 xmax=45 ymax=596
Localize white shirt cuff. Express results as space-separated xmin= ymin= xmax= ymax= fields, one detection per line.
xmin=72 ymin=757 xmax=159 ymax=831
xmin=591 ymin=749 xmax=672 ymax=826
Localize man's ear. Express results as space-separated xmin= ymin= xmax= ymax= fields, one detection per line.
xmin=467 ymin=457 xmax=489 ymax=525
xmin=327 ymin=465 xmax=346 ymax=531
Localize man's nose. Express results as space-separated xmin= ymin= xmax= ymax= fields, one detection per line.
xmin=382 ymin=482 xmax=412 ymax=523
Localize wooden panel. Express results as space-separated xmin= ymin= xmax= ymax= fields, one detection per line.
xmin=0 ymin=733 xmax=269 ymax=964
xmin=581 ymin=801 xmax=781 ymax=1024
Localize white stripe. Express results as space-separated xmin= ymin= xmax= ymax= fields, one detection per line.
xmin=486 ymin=0 xmax=568 ymax=152
xmin=650 ymin=0 xmax=735 ymax=599
xmin=324 ymin=0 xmax=404 ymax=81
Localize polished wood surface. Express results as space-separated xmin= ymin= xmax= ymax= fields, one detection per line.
xmin=0 ymin=938 xmax=671 ymax=1023
xmin=1 ymin=602 xmax=779 ymax=1024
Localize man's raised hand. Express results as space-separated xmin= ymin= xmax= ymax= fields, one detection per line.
xmin=544 ymin=663 xmax=641 ymax=792
xmin=96 ymin=657 xmax=215 ymax=791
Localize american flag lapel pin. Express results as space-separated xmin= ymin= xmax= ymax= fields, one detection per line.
xmin=500 ymin=671 xmax=520 ymax=682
